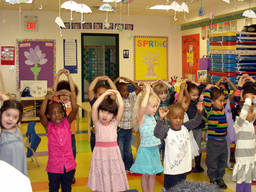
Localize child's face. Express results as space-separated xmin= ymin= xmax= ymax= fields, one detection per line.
xmin=211 ymin=94 xmax=225 ymax=109
xmin=167 ymin=109 xmax=184 ymax=130
xmin=118 ymin=85 xmax=129 ymax=99
xmin=98 ymin=109 xmax=114 ymax=125
xmin=96 ymin=87 xmax=107 ymax=98
xmin=158 ymin=91 xmax=168 ymax=102
xmin=145 ymin=100 xmax=159 ymax=116
xmin=47 ymin=103 xmax=65 ymax=125
xmin=1 ymin=108 xmax=20 ymax=130
xmin=189 ymin=88 xmax=199 ymax=101
xmin=246 ymin=104 xmax=255 ymax=122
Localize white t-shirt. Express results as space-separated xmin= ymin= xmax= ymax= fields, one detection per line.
xmin=164 ymin=125 xmax=192 ymax=175
xmin=0 ymin=160 xmax=32 ymax=192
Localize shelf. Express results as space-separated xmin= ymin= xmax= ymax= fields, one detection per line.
xmin=21 ymin=96 xmax=45 ymax=101
xmin=22 ymin=116 xmax=40 ymax=122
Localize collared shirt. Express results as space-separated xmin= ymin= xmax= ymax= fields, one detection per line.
xmin=46 ymin=118 xmax=76 ymax=173
xmin=119 ymin=92 xmax=137 ymax=130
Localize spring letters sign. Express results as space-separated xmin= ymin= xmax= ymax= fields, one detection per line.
xmin=134 ymin=36 xmax=168 ymax=81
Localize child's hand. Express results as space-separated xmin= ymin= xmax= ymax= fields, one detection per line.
xmin=205 ymin=84 xmax=214 ymax=89
xmin=159 ymin=107 xmax=169 ymax=120
xmin=46 ymin=91 xmax=58 ymax=100
xmin=63 ymin=69 xmax=70 ymax=76
xmin=196 ymin=101 xmax=203 ymax=113
xmin=58 ymin=89 xmax=71 ymax=97
xmin=101 ymin=76 xmax=109 ymax=81
xmin=56 ymin=69 xmax=65 ymax=77
xmin=0 ymin=92 xmax=9 ymax=101
xmin=238 ymin=74 xmax=249 ymax=87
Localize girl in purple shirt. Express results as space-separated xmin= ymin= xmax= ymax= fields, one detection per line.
xmin=40 ymin=90 xmax=78 ymax=192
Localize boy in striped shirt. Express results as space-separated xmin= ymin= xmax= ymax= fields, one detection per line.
xmin=202 ymin=84 xmax=228 ymax=189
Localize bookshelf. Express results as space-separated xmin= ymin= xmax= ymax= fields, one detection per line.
xmin=21 ymin=97 xmax=44 ymax=122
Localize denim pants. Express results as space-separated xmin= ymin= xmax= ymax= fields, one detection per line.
xmin=117 ymin=128 xmax=134 ymax=170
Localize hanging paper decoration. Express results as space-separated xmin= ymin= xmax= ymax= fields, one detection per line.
xmin=209 ymin=0 xmax=214 ymax=19
xmin=103 ymin=0 xmax=121 ymax=2
xmin=242 ymin=10 xmax=256 ymax=18
xmin=4 ymin=0 xmax=33 ymax=4
xmin=99 ymin=3 xmax=114 ymax=29
xmin=198 ymin=0 xmax=205 ymax=16
xmin=181 ymin=2 xmax=189 ymax=13
xmin=222 ymin=0 xmax=230 ymax=3
xmin=76 ymin=4 xmax=92 ymax=23
xmin=170 ymin=1 xmax=183 ymax=21
xmin=122 ymin=0 xmax=132 ymax=2
xmin=55 ymin=17 xmax=65 ymax=28
xmin=201 ymin=26 xmax=207 ymax=40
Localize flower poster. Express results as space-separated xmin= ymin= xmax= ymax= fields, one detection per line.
xmin=134 ymin=36 xmax=168 ymax=81
xmin=17 ymin=39 xmax=55 ymax=88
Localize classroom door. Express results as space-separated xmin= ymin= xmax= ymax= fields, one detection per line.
xmin=81 ymin=34 xmax=119 ymax=101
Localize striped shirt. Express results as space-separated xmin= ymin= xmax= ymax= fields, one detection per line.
xmin=202 ymin=89 xmax=228 ymax=139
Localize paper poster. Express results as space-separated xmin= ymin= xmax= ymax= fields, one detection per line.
xmin=63 ymin=39 xmax=77 ymax=73
xmin=1 ymin=46 xmax=15 ymax=65
xmin=218 ymin=23 xmax=224 ymax=32
xmin=182 ymin=34 xmax=200 ymax=82
xmin=134 ymin=36 xmax=168 ymax=81
xmin=198 ymin=70 xmax=208 ymax=83
xmin=224 ymin=21 xmax=230 ymax=32
xmin=20 ymin=80 xmax=47 ymax=97
xmin=230 ymin=20 xmax=237 ymax=31
xmin=17 ymin=39 xmax=55 ymax=88
xmin=210 ymin=24 xmax=217 ymax=33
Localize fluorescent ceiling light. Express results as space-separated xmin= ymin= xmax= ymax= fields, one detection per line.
xmin=149 ymin=5 xmax=171 ymax=10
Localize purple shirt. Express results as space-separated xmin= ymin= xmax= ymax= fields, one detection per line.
xmin=46 ymin=118 xmax=76 ymax=173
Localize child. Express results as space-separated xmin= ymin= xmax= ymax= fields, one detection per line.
xmin=53 ymin=68 xmax=78 ymax=183
xmin=154 ymin=102 xmax=203 ymax=191
xmin=88 ymin=75 xmax=117 ymax=151
xmin=202 ymin=84 xmax=228 ymax=189
xmin=40 ymin=90 xmax=78 ymax=192
xmin=232 ymin=97 xmax=256 ymax=192
xmin=114 ymin=76 xmax=142 ymax=171
xmin=0 ymin=93 xmax=27 ymax=176
xmin=130 ymin=84 xmax=163 ymax=192
xmin=87 ymin=89 xmax=129 ymax=192
xmin=152 ymin=80 xmax=174 ymax=160
xmin=186 ymin=81 xmax=205 ymax=172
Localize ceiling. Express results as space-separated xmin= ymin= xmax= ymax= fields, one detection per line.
xmin=0 ymin=0 xmax=256 ymax=25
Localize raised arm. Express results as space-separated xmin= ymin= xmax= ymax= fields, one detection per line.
xmin=120 ymin=77 xmax=142 ymax=95
xmin=88 ymin=76 xmax=101 ymax=101
xmin=112 ymin=90 xmax=124 ymax=125
xmin=235 ymin=98 xmax=253 ymax=129
xmin=154 ymin=106 xmax=169 ymax=139
xmin=40 ymin=92 xmax=56 ymax=132
xmin=52 ymin=69 xmax=65 ymax=91
xmin=104 ymin=76 xmax=117 ymax=90
xmin=62 ymin=89 xmax=78 ymax=124
xmin=137 ymin=84 xmax=151 ymax=125
xmin=0 ymin=92 xmax=9 ymax=101
xmin=202 ymin=84 xmax=214 ymax=122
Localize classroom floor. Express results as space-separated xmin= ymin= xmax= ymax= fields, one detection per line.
xmin=21 ymin=118 xmax=256 ymax=192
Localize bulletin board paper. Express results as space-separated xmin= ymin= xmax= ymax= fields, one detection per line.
xmin=17 ymin=39 xmax=56 ymax=88
xmin=134 ymin=36 xmax=168 ymax=81
xmin=20 ymin=80 xmax=47 ymax=97
xmin=1 ymin=46 xmax=15 ymax=65
xmin=63 ymin=39 xmax=78 ymax=74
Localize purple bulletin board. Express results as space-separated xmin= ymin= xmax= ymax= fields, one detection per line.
xmin=17 ymin=39 xmax=56 ymax=88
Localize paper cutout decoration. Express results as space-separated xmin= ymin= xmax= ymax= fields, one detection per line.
xmin=198 ymin=0 xmax=205 ymax=16
xmin=55 ymin=17 xmax=65 ymax=28
xmin=99 ymin=3 xmax=114 ymax=11
xmin=61 ymin=1 xmax=92 ymax=20
xmin=181 ymin=2 xmax=189 ymax=13
xmin=243 ymin=10 xmax=256 ymax=18
xmin=103 ymin=0 xmax=121 ymax=2
xmin=170 ymin=1 xmax=183 ymax=21
xmin=4 ymin=0 xmax=32 ymax=4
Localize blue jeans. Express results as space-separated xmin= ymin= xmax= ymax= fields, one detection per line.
xmin=117 ymin=128 xmax=134 ymax=170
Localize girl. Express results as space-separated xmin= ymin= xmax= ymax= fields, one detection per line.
xmin=232 ymin=97 xmax=256 ymax=192
xmin=202 ymin=84 xmax=228 ymax=189
xmin=0 ymin=93 xmax=27 ymax=176
xmin=87 ymin=89 xmax=129 ymax=192
xmin=130 ymin=84 xmax=163 ymax=192
xmin=40 ymin=90 xmax=77 ymax=192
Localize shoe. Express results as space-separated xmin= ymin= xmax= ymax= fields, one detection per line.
xmin=216 ymin=178 xmax=227 ymax=189
xmin=72 ymin=177 xmax=76 ymax=184
xmin=191 ymin=166 xmax=204 ymax=173
xmin=210 ymin=179 xmax=218 ymax=185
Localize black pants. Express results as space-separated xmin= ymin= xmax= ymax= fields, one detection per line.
xmin=90 ymin=131 xmax=96 ymax=152
xmin=48 ymin=169 xmax=75 ymax=192
xmin=164 ymin=173 xmax=186 ymax=190
xmin=206 ymin=138 xmax=227 ymax=181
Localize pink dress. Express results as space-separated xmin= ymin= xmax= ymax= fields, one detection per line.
xmin=87 ymin=119 xmax=129 ymax=192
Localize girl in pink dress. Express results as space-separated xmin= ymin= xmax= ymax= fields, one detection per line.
xmin=87 ymin=89 xmax=129 ymax=192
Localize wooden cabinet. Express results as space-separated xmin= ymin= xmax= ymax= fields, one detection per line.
xmin=21 ymin=97 xmax=44 ymax=122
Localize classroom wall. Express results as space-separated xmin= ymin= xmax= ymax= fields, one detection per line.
xmin=0 ymin=10 xmax=181 ymax=102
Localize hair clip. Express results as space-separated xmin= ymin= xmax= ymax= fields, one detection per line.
xmin=48 ymin=99 xmax=61 ymax=105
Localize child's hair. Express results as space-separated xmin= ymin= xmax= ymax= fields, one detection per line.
xmin=198 ymin=83 xmax=207 ymax=96
xmin=167 ymin=103 xmax=185 ymax=117
xmin=0 ymin=100 xmax=23 ymax=127
xmin=242 ymin=80 xmax=254 ymax=90
xmin=219 ymin=82 xmax=230 ymax=94
xmin=210 ymin=87 xmax=225 ymax=101
xmin=168 ymin=91 xmax=176 ymax=105
xmin=56 ymin=80 xmax=78 ymax=96
xmin=231 ymin=102 xmax=244 ymax=121
xmin=167 ymin=181 xmax=220 ymax=192
xmin=187 ymin=82 xmax=199 ymax=93
xmin=152 ymin=82 xmax=168 ymax=95
xmin=132 ymin=90 xmax=160 ymax=132
xmin=45 ymin=100 xmax=67 ymax=117
xmin=116 ymin=82 xmax=128 ymax=90
xmin=98 ymin=96 xmax=118 ymax=116
xmin=242 ymin=86 xmax=256 ymax=98
xmin=93 ymin=83 xmax=109 ymax=94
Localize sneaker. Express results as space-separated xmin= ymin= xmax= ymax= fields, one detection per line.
xmin=210 ymin=179 xmax=218 ymax=185
xmin=216 ymin=178 xmax=227 ymax=189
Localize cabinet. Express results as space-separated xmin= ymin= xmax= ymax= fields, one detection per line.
xmin=21 ymin=97 xmax=44 ymax=122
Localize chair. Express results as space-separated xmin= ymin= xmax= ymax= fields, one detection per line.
xmin=77 ymin=102 xmax=91 ymax=141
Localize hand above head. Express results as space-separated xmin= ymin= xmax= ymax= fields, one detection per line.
xmin=158 ymin=106 xmax=169 ymax=120
xmin=196 ymin=101 xmax=203 ymax=113
xmin=0 ymin=92 xmax=9 ymax=101
xmin=46 ymin=91 xmax=58 ymax=100
xmin=58 ymin=89 xmax=71 ymax=96
xmin=63 ymin=69 xmax=70 ymax=76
